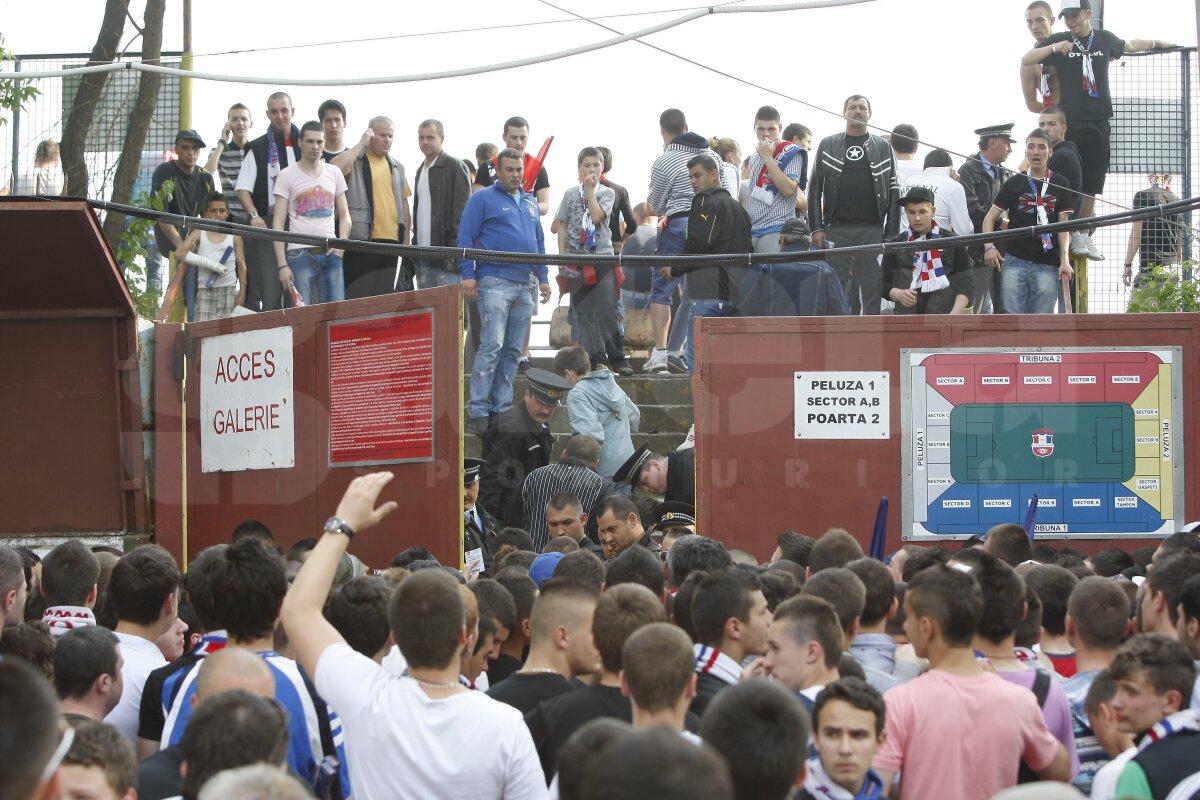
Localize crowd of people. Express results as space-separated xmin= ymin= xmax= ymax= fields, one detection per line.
xmin=3 ymin=476 xmax=1200 ymax=800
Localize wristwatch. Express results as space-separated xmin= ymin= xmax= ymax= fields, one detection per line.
xmin=323 ymin=516 xmax=355 ymax=539
xmin=250 ymin=211 xmax=259 ymax=219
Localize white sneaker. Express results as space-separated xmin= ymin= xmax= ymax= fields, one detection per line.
xmin=1070 ymin=232 xmax=1090 ymax=258
xmin=643 ymin=349 xmax=669 ymax=374
xmin=677 ymin=423 xmax=695 ymax=450
xmin=1083 ymin=233 xmax=1105 ymax=261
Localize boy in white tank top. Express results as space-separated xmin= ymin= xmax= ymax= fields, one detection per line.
xmin=174 ymin=192 xmax=247 ymax=320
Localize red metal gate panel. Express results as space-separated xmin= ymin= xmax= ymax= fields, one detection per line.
xmin=694 ymin=314 xmax=1198 ymax=561
xmin=157 ymin=288 xmax=463 ymax=569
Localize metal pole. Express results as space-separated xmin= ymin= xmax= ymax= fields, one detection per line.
xmin=179 ymin=0 xmax=192 ymax=129
xmin=1182 ymin=49 xmax=1193 ymax=267
xmin=9 ymin=58 xmax=20 ymax=193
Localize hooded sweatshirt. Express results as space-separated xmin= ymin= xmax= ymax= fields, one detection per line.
xmin=801 ymin=757 xmax=886 ymax=800
xmin=566 ymin=369 xmax=640 ymax=480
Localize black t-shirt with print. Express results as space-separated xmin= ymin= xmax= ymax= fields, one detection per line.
xmin=1133 ymin=186 xmax=1182 ymax=266
xmin=993 ymin=171 xmax=1077 ymax=265
xmin=835 ymin=133 xmax=878 ymax=223
xmin=1042 ymin=29 xmax=1125 ymax=120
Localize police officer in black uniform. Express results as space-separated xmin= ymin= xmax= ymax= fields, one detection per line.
xmin=478 ymin=368 xmax=573 ymax=518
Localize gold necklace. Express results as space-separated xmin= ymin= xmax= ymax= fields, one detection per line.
xmin=404 ymin=671 xmax=461 ymax=690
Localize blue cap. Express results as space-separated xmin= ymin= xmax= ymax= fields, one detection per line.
xmin=529 ymin=552 xmax=566 ymax=587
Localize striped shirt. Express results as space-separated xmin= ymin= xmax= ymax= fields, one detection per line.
xmin=216 ymin=142 xmax=250 ymax=223
xmin=160 ymin=648 xmax=351 ymax=798
xmin=518 ymin=459 xmax=611 ymax=551
xmin=748 ymin=145 xmax=806 ymax=236
xmin=648 ymin=142 xmax=736 ymax=218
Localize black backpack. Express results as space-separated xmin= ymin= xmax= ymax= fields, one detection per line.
xmin=1016 ymin=669 xmax=1053 ymax=784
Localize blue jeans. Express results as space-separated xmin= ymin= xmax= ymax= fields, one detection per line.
xmin=685 ymin=298 xmax=737 ymax=375
xmin=469 ymin=275 xmax=535 ymax=418
xmin=1001 ymin=254 xmax=1059 ymax=314
xmin=417 ymin=258 xmax=462 ymax=289
xmin=287 ymin=249 xmax=345 ymax=305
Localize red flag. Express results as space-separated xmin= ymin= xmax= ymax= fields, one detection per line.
xmin=523 ymin=136 xmax=554 ymax=193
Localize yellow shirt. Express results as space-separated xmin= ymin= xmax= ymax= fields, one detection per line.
xmin=368 ymin=153 xmax=401 ymax=241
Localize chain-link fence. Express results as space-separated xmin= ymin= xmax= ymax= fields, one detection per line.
xmin=2 ymin=52 xmax=182 ymax=200
xmin=1088 ymin=46 xmax=1197 ymax=313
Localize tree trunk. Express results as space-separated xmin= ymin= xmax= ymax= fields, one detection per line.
xmin=60 ymin=0 xmax=129 ymax=199
xmin=102 ymin=0 xmax=165 ymax=248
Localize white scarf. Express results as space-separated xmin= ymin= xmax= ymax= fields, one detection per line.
xmin=693 ymin=644 xmax=742 ymax=686
xmin=908 ymin=221 xmax=950 ymax=294
xmin=1136 ymin=709 xmax=1200 ymax=753
xmin=42 ymin=605 xmax=97 ymax=637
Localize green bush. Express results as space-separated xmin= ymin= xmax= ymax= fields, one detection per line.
xmin=1126 ymin=262 xmax=1198 ymax=313
xmin=116 ymin=180 xmax=173 ymax=318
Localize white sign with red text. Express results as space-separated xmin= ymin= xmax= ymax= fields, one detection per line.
xmin=200 ymin=328 xmax=295 ymax=472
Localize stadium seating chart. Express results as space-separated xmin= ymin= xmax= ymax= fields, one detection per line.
xmin=901 ymin=348 xmax=1183 ymax=540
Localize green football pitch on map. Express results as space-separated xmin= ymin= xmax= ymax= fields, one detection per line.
xmin=950 ymin=402 xmax=1135 ymax=484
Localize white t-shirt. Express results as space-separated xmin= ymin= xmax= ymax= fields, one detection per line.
xmin=272 ymin=161 xmax=347 ymax=249
xmin=414 ymin=162 xmax=433 ymax=247
xmin=105 ymin=632 xmax=166 ymax=744
xmin=315 ymin=643 xmax=545 ymax=800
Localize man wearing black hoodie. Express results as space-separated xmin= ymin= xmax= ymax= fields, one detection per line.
xmin=662 ymin=154 xmax=750 ymax=376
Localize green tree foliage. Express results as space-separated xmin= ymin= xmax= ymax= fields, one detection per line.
xmin=0 ymin=34 xmax=40 ymax=124
xmin=116 ymin=180 xmax=172 ymax=318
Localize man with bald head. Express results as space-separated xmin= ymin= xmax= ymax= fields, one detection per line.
xmin=137 ymin=647 xmax=275 ymax=800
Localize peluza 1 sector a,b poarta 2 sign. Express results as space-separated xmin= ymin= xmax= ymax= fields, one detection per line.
xmin=901 ymin=348 xmax=1182 ymax=540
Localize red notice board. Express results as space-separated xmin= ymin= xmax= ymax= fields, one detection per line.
xmin=328 ymin=310 xmax=435 ymax=466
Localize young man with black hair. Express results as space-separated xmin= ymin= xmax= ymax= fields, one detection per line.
xmin=283 ymin=473 xmax=545 ymax=798
xmin=800 ymin=678 xmax=888 ymax=800
xmin=55 ymin=626 xmax=125 ymax=724
xmin=1022 ymin=1 xmax=1173 ymax=261
xmin=900 ymin=148 xmax=973 ymax=235
xmin=273 ymin=121 xmax=351 ymax=306
xmin=872 ymin=564 xmax=1071 ymax=798
xmin=465 ymin=578 xmax=518 ymax=691
xmin=323 ymin=575 xmax=391 ymax=663
xmin=1022 ymin=1 xmax=1060 ymax=112
xmin=985 ymin=522 xmax=1035 ymax=566
xmin=1064 ymin=576 xmax=1135 ymax=794
xmin=1107 ymin=634 xmax=1199 ymax=798
xmin=747 ymin=105 xmax=807 ymax=255
xmin=605 ymin=544 xmax=666 ymax=600
xmin=847 ymin=558 xmax=917 ymax=683
xmin=104 ymin=545 xmax=180 ymax=744
xmin=880 ymin=185 xmax=972 ymax=315
xmin=488 ymin=568 xmax=537 ymax=684
xmin=691 ymin=569 xmax=771 ymax=716
xmin=891 ymin=124 xmax=921 ymax=184
xmin=487 ymin=578 xmax=599 ymax=713
xmin=40 ymin=539 xmax=101 ymax=636
xmin=803 ymin=568 xmax=898 ymax=694
xmin=177 ymin=690 xmax=291 ymax=800
xmin=1143 ymin=551 xmax=1200 ymax=637
xmin=580 ymin=727 xmax=733 ymax=800
xmin=553 ymin=549 xmax=607 ymax=593
xmin=524 ymin=582 xmax=667 ymax=780
xmin=159 ymin=538 xmax=350 ymax=799
xmin=1022 ymin=562 xmax=1081 ymax=675
xmin=701 ymin=679 xmax=809 ymax=800
xmin=746 ymin=594 xmax=843 ymax=710
xmin=970 ymin=553 xmax=1080 ymax=777
xmin=771 ymin=531 xmax=816 ymax=570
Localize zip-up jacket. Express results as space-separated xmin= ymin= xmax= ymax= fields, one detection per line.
xmin=456 ymin=182 xmax=548 ymax=283
xmin=246 ymin=125 xmax=300 ymax=223
xmin=676 ymin=187 xmax=751 ymax=302
xmin=346 ymin=150 xmax=407 ymax=241
xmin=413 ymin=151 xmax=472 ymax=269
xmin=807 ymin=131 xmax=900 ymax=238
